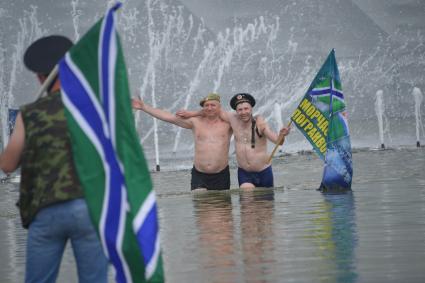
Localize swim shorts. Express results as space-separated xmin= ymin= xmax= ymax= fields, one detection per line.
xmin=191 ymin=165 xmax=230 ymax=190
xmin=237 ymin=165 xmax=274 ymax=188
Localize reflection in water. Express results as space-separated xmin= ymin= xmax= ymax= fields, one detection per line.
xmin=0 ymin=183 xmax=25 ymax=283
xmin=192 ymin=189 xmax=276 ymax=283
xmin=192 ymin=192 xmax=237 ymax=283
xmin=239 ymin=189 xmax=275 ymax=283
xmin=308 ymin=192 xmax=358 ymax=283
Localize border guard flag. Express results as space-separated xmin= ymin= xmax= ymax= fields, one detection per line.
xmin=291 ymin=49 xmax=353 ymax=192
xmin=58 ymin=3 xmax=164 ymax=282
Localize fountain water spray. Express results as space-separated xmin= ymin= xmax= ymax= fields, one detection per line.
xmin=0 ymin=47 xmax=7 ymax=150
xmin=273 ymin=101 xmax=283 ymax=152
xmin=1 ymin=6 xmax=45 ymax=150
xmin=375 ymin=89 xmax=385 ymax=149
xmin=412 ymin=87 xmax=424 ymax=147
xmin=172 ymin=42 xmax=215 ymax=154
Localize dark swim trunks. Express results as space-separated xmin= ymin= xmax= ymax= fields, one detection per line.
xmin=237 ymin=165 xmax=274 ymax=188
xmin=191 ymin=165 xmax=230 ymax=190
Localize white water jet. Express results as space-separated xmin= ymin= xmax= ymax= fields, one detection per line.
xmin=412 ymin=87 xmax=424 ymax=147
xmin=273 ymin=101 xmax=283 ymax=152
xmin=172 ymin=41 xmax=215 ymax=153
xmin=71 ymin=0 xmax=81 ymax=41
xmin=1 ymin=6 xmax=45 ymax=150
xmin=375 ymin=89 xmax=385 ymax=149
xmin=142 ymin=0 xmax=163 ymax=171
xmin=0 ymin=47 xmax=7 ymax=150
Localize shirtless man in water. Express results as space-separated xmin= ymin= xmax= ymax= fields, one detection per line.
xmin=132 ymin=93 xmax=232 ymax=191
xmin=178 ymin=93 xmax=290 ymax=189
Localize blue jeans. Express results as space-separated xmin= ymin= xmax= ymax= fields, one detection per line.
xmin=25 ymin=198 xmax=108 ymax=283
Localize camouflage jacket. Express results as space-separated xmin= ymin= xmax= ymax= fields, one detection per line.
xmin=18 ymin=91 xmax=84 ymax=228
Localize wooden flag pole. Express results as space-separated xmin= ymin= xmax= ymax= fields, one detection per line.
xmin=35 ymin=64 xmax=59 ymax=100
xmin=267 ymin=120 xmax=293 ymax=164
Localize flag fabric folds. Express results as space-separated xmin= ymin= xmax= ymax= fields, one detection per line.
xmin=291 ymin=49 xmax=353 ymax=191
xmin=58 ymin=3 xmax=164 ymax=282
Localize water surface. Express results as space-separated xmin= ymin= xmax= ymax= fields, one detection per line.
xmin=0 ymin=148 xmax=424 ymax=282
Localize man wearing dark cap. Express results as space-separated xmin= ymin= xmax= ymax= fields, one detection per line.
xmin=0 ymin=35 xmax=108 ymax=282
xmin=179 ymin=93 xmax=290 ymax=189
xmin=132 ymin=93 xmax=232 ymax=191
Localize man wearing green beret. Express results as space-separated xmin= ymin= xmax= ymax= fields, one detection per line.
xmin=178 ymin=92 xmax=290 ymax=189
xmin=132 ymin=93 xmax=232 ymax=190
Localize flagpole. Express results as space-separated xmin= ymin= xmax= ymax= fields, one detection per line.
xmin=266 ymin=120 xmax=292 ymax=164
xmin=35 ymin=64 xmax=59 ymax=99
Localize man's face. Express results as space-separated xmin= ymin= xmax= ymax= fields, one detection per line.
xmin=203 ymin=100 xmax=221 ymax=117
xmin=236 ymin=102 xmax=252 ymax=122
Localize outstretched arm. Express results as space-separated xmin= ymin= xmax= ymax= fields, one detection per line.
xmin=0 ymin=113 xmax=25 ymax=173
xmin=176 ymin=109 xmax=203 ymax=119
xmin=132 ymin=98 xmax=193 ymax=129
xmin=256 ymin=116 xmax=290 ymax=144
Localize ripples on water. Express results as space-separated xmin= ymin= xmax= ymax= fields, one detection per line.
xmin=0 ymin=148 xmax=424 ymax=282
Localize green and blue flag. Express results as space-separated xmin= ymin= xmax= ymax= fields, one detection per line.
xmin=291 ymin=50 xmax=353 ymax=191
xmin=59 ymin=3 xmax=164 ymax=282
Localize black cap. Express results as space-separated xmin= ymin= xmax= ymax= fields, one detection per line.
xmin=230 ymin=93 xmax=256 ymax=110
xmin=24 ymin=35 xmax=73 ymax=74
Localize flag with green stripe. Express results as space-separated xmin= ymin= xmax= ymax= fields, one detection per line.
xmin=58 ymin=3 xmax=164 ymax=282
xmin=290 ymin=49 xmax=352 ymax=191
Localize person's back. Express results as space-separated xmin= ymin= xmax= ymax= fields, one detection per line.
xmin=19 ymin=91 xmax=83 ymax=227
xmin=0 ymin=35 xmax=108 ymax=283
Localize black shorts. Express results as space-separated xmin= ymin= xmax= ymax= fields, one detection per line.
xmin=191 ymin=165 xmax=230 ymax=190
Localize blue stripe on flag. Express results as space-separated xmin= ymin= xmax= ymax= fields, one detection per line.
xmin=133 ymin=191 xmax=160 ymax=279
xmin=59 ymin=57 xmax=129 ymax=283
xmin=100 ymin=8 xmax=115 ymax=127
xmin=137 ymin=204 xmax=159 ymax=275
xmin=310 ymin=88 xmax=343 ymax=100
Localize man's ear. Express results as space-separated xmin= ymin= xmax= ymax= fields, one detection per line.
xmin=37 ymin=73 xmax=47 ymax=83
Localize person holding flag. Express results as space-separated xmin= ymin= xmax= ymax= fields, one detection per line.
xmin=2 ymin=3 xmax=165 ymax=283
xmin=0 ymin=35 xmax=109 ymax=283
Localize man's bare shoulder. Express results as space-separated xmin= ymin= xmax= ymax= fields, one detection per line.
xmin=254 ymin=115 xmax=268 ymax=132
xmin=254 ymin=114 xmax=265 ymax=121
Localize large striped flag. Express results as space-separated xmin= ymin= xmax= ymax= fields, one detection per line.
xmin=291 ymin=50 xmax=353 ymax=192
xmin=58 ymin=3 xmax=164 ymax=282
